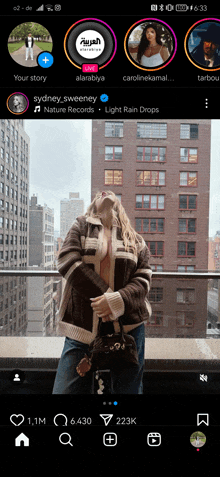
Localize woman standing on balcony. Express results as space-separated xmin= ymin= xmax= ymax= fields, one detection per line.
xmin=52 ymin=190 xmax=152 ymax=394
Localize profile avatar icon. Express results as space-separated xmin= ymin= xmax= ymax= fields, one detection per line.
xmin=8 ymin=22 xmax=53 ymax=67
xmin=124 ymin=19 xmax=177 ymax=71
xmin=190 ymin=431 xmax=206 ymax=448
xmin=186 ymin=20 xmax=220 ymax=70
xmin=7 ymin=93 xmax=29 ymax=115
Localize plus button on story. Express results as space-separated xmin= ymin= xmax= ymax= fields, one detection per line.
xmin=37 ymin=52 xmax=54 ymax=68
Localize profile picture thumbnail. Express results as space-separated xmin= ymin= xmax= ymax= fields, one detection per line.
xmin=7 ymin=93 xmax=29 ymax=115
xmin=8 ymin=22 xmax=53 ymax=67
xmin=64 ymin=19 xmax=117 ymax=70
xmin=186 ymin=20 xmax=220 ymax=70
xmin=125 ymin=19 xmax=176 ymax=71
xmin=190 ymin=431 xmax=206 ymax=448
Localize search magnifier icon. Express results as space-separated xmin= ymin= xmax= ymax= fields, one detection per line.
xmin=59 ymin=433 xmax=73 ymax=446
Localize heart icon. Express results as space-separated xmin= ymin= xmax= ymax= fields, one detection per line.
xmin=10 ymin=414 xmax=24 ymax=426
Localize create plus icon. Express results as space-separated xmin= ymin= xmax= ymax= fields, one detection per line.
xmin=103 ymin=433 xmax=117 ymax=446
xmin=37 ymin=52 xmax=54 ymax=68
xmin=42 ymin=56 xmax=49 ymax=64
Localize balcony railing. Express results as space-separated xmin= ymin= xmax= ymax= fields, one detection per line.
xmin=0 ymin=270 xmax=219 ymax=394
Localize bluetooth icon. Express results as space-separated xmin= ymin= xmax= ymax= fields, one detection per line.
xmin=159 ymin=4 xmax=165 ymax=10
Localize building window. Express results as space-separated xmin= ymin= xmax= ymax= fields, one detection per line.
xmin=136 ymin=170 xmax=165 ymax=186
xmin=179 ymin=195 xmax=197 ymax=210
xmin=176 ymin=311 xmax=195 ymax=327
xmin=177 ymin=289 xmax=195 ymax=303
xmin=180 ymin=172 xmax=197 ymax=187
xmin=178 ymin=242 xmax=196 ymax=257
xmin=178 ymin=265 xmax=195 ymax=272
xmin=180 ymin=124 xmax=198 ymax=139
xmin=136 ymin=194 xmax=165 ymax=210
xmin=105 ymin=146 xmax=122 ymax=161
xmin=135 ymin=218 xmax=164 ymax=233
xmin=146 ymin=241 xmax=164 ymax=256
xmin=151 ymin=264 xmax=163 ymax=271
xmin=148 ymin=311 xmax=163 ymax=326
xmin=137 ymin=146 xmax=166 ymax=162
xmin=149 ymin=287 xmax=163 ymax=302
xmin=137 ymin=122 xmax=167 ymax=138
xmin=115 ymin=194 xmax=121 ymax=202
xmin=178 ymin=218 xmax=196 ymax=233
xmin=105 ymin=122 xmax=123 ymax=137
xmin=180 ymin=148 xmax=198 ymax=163
xmin=0 ymin=217 xmax=4 ymax=228
xmin=104 ymin=170 xmax=123 ymax=185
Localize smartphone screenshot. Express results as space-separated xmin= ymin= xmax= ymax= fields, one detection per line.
xmin=0 ymin=1 xmax=219 ymax=471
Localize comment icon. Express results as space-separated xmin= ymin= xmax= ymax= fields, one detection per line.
xmin=53 ymin=413 xmax=68 ymax=426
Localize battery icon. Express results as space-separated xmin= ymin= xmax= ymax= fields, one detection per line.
xmin=176 ymin=4 xmax=189 ymax=10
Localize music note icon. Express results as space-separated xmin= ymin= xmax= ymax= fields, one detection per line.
xmin=34 ymin=105 xmax=40 ymax=112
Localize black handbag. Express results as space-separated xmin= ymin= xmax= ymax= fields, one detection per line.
xmin=89 ymin=318 xmax=139 ymax=375
xmin=76 ymin=318 xmax=139 ymax=377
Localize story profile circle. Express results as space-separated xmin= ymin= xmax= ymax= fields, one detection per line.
xmin=64 ymin=18 xmax=117 ymax=70
xmin=184 ymin=18 xmax=220 ymax=71
xmin=6 ymin=92 xmax=29 ymax=115
xmin=124 ymin=18 xmax=177 ymax=71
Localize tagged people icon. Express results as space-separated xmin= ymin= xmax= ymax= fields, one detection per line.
xmin=8 ymin=21 xmax=53 ymax=67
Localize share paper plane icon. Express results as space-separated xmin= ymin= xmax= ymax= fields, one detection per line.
xmin=99 ymin=414 xmax=113 ymax=426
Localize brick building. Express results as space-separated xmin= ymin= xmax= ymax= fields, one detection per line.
xmin=91 ymin=119 xmax=211 ymax=338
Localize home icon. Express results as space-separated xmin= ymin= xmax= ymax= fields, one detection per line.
xmin=15 ymin=433 xmax=29 ymax=447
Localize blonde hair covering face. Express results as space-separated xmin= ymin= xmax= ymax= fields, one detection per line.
xmin=85 ymin=190 xmax=144 ymax=256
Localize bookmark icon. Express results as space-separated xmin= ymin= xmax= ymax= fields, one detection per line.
xmin=99 ymin=414 xmax=113 ymax=426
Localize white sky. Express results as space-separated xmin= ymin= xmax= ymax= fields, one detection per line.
xmin=24 ymin=119 xmax=220 ymax=236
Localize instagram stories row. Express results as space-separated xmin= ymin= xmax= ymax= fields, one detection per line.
xmin=7 ymin=17 xmax=220 ymax=72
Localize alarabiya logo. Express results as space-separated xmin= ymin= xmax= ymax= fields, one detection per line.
xmin=75 ymin=30 xmax=105 ymax=59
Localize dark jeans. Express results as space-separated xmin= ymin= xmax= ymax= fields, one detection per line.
xmin=52 ymin=323 xmax=145 ymax=394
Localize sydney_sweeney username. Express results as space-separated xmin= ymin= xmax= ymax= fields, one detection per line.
xmin=33 ymin=95 xmax=98 ymax=104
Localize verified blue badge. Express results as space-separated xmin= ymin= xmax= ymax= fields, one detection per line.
xmin=37 ymin=52 xmax=54 ymax=68
xmin=100 ymin=94 xmax=109 ymax=102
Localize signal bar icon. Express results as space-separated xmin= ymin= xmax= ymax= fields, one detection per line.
xmin=36 ymin=4 xmax=44 ymax=10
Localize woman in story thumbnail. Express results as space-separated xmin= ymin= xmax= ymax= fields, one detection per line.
xmin=128 ymin=22 xmax=171 ymax=68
